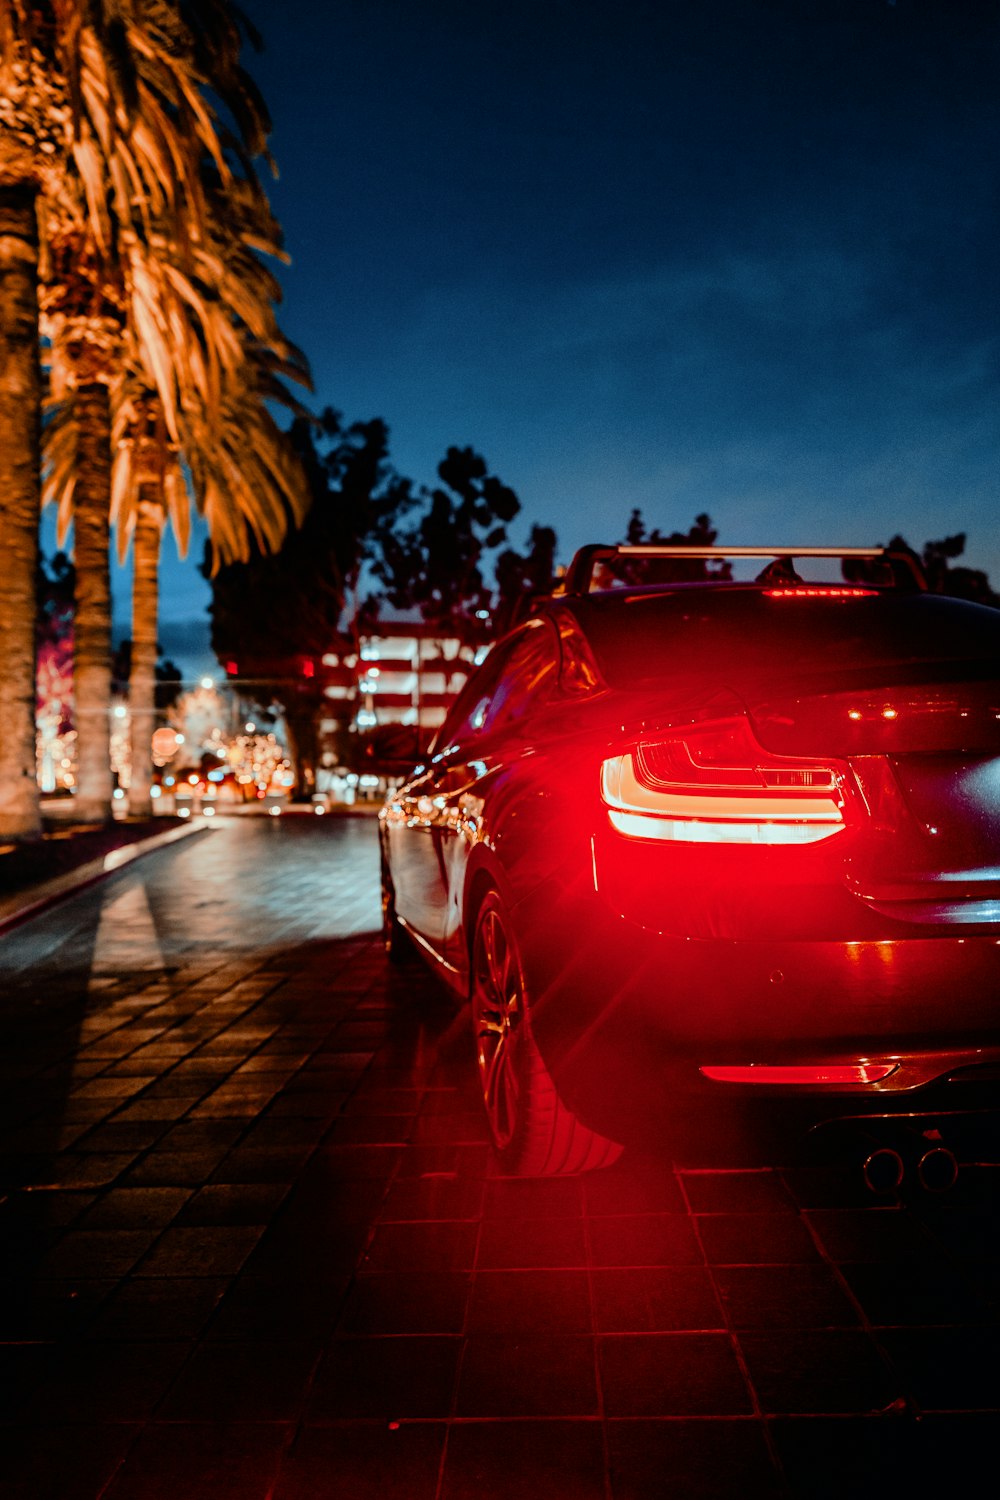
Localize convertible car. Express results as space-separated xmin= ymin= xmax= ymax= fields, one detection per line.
xmin=379 ymin=545 xmax=1000 ymax=1175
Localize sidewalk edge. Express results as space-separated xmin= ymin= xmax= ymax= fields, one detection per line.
xmin=0 ymin=819 xmax=210 ymax=937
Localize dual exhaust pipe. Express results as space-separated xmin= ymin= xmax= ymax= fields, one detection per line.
xmin=862 ymin=1143 xmax=959 ymax=1195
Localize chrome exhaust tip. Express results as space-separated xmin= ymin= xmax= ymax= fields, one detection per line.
xmin=917 ymin=1146 xmax=959 ymax=1194
xmin=862 ymin=1146 xmax=904 ymax=1194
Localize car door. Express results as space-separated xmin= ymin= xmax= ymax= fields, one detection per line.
xmin=440 ymin=620 xmax=563 ymax=966
xmin=388 ymin=622 xmax=561 ymax=961
xmin=387 ymin=638 xmax=519 ymax=953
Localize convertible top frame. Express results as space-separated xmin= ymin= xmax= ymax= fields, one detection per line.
xmin=558 ymin=544 xmax=927 ymax=597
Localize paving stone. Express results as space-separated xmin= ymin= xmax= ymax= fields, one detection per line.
xmin=0 ymin=1277 xmax=114 ymax=1340
xmin=102 ymin=1420 xmax=290 ymax=1500
xmin=156 ymin=1339 xmax=318 ymax=1419
xmin=25 ymin=1340 xmax=192 ymax=1422
xmin=377 ymin=1173 xmax=485 ymax=1222
xmin=696 ymin=1211 xmax=822 ymax=1265
xmin=713 ymin=1264 xmax=860 ymax=1329
xmin=591 ymin=1266 xmax=725 ymax=1333
xmin=737 ymin=1329 xmax=899 ymax=1415
xmin=36 ymin=1228 xmax=159 ymax=1278
xmin=174 ymin=1182 xmax=290 ymax=1226
xmin=441 ymin=1420 xmax=606 ymax=1500
xmin=124 ymin=1149 xmax=232 ymax=1185
xmin=681 ymin=1170 xmax=796 ymax=1214
xmin=475 ymin=1215 xmax=587 ymax=1269
xmin=306 ymin=1335 xmax=461 ymax=1419
xmin=205 ymin=1273 xmax=350 ymax=1341
xmin=467 ymin=1269 xmax=592 ymax=1334
xmin=273 ymin=1422 xmax=446 ymax=1500
xmin=582 ymin=1160 xmax=687 ymax=1216
xmin=878 ymin=1326 xmax=1000 ymax=1410
xmin=85 ymin=1277 xmax=230 ymax=1341
xmin=482 ymin=1174 xmax=583 ymax=1219
xmin=607 ymin=1418 xmax=782 ymax=1499
xmin=1 ymin=1422 xmax=138 ymax=1500
xmin=588 ymin=1213 xmax=703 ymax=1268
xmin=76 ymin=1186 xmax=193 ymax=1230
xmin=360 ymin=1218 xmax=480 ymax=1273
xmin=135 ymin=1224 xmax=266 ymax=1277
xmin=336 ymin=1271 xmax=471 ymax=1334
xmin=769 ymin=1414 xmax=993 ymax=1499
xmin=599 ymin=1333 xmax=754 ymax=1417
xmin=841 ymin=1260 xmax=994 ymax=1327
xmin=456 ymin=1334 xmax=599 ymax=1416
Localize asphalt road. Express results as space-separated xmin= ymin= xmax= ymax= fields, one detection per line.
xmin=1 ymin=815 xmax=997 ymax=1499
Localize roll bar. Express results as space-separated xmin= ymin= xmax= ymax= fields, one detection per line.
xmin=557 ymin=545 xmax=927 ymax=596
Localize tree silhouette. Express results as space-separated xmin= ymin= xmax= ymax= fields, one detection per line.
xmin=913 ymin=533 xmax=998 ymax=606
xmin=493 ymin=524 xmax=558 ymax=636
xmin=203 ymin=412 xmax=415 ymax=794
xmin=596 ymin=510 xmax=732 ymax=588
xmin=859 ymin=533 xmax=999 ymax=605
xmin=110 ymin=641 xmax=183 ymax=712
xmin=373 ymin=446 xmax=521 ymax=646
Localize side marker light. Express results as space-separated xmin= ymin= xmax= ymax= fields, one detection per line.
xmin=700 ymin=1063 xmax=898 ymax=1085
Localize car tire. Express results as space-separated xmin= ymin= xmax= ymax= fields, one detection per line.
xmin=380 ymin=853 xmax=411 ymax=965
xmin=470 ymin=890 xmax=623 ymax=1175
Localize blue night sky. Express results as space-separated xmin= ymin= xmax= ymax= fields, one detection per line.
xmin=95 ymin=0 xmax=1000 ymax=676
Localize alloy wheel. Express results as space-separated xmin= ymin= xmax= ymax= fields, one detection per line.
xmin=472 ymin=902 xmax=523 ymax=1149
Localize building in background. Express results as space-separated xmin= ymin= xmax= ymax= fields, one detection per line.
xmin=320 ymin=622 xmax=485 ymax=737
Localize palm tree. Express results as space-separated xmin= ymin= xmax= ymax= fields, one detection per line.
xmin=0 ymin=180 xmax=43 ymax=835
xmin=40 ymin=228 xmax=127 ymax=818
xmin=41 ymin=171 xmax=310 ymax=816
xmin=0 ymin=0 xmax=270 ymax=836
xmin=120 ymin=397 xmax=168 ymax=817
xmin=119 ymin=179 xmax=310 ymax=815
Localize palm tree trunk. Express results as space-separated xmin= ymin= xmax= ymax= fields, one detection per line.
xmin=128 ymin=494 xmax=162 ymax=818
xmin=0 ymin=184 xmax=43 ymax=839
xmin=72 ymin=381 xmax=114 ymax=823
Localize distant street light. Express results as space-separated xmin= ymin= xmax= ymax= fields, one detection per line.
xmin=201 ymin=676 xmax=214 ymax=690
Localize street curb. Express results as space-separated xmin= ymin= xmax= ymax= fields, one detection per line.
xmin=0 ymin=819 xmax=210 ymax=937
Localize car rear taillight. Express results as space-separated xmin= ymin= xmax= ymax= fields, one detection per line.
xmin=601 ymin=716 xmax=847 ymax=845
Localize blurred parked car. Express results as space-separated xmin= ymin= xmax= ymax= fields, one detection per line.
xmin=380 ymin=545 xmax=1000 ymax=1175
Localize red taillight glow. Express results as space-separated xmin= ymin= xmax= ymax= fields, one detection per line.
xmin=699 ymin=1063 xmax=898 ymax=1085
xmin=601 ymin=716 xmax=846 ymax=845
xmin=764 ymin=587 xmax=877 ymax=598
xmin=605 ymin=809 xmax=838 ymax=844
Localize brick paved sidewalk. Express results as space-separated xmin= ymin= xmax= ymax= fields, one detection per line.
xmin=1 ymin=818 xmax=997 ymax=1499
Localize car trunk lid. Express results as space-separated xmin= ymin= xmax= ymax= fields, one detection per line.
xmin=750 ymin=671 xmax=1000 ymax=924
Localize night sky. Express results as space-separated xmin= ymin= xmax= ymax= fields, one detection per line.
xmin=90 ymin=0 xmax=1000 ymax=675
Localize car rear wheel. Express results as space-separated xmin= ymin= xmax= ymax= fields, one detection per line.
xmin=380 ymin=853 xmax=411 ymax=965
xmin=470 ymin=890 xmax=622 ymax=1175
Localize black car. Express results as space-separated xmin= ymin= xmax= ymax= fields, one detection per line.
xmin=380 ymin=545 xmax=1000 ymax=1176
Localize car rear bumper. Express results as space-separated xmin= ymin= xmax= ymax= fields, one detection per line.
xmin=512 ymin=875 xmax=1000 ymax=1136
